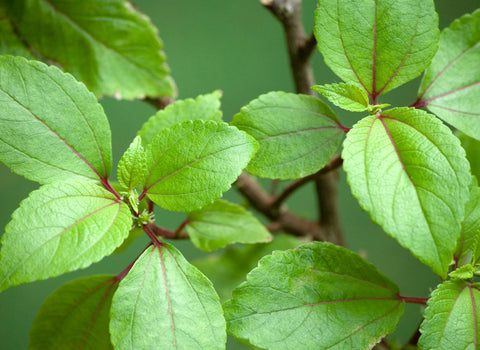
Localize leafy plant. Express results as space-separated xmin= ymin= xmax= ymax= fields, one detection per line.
xmin=0 ymin=0 xmax=479 ymax=349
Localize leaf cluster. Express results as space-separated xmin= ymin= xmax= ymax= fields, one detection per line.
xmin=1 ymin=0 xmax=480 ymax=349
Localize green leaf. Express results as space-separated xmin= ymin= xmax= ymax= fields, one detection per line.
xmin=143 ymin=120 xmax=258 ymax=212
xmin=117 ymin=136 xmax=147 ymax=190
xmin=231 ymin=91 xmax=344 ymax=180
xmin=449 ymin=264 xmax=475 ymax=280
xmin=138 ymin=90 xmax=223 ymax=146
xmin=0 ymin=180 xmax=132 ymax=292
xmin=194 ymin=234 xmax=303 ymax=302
xmin=342 ymin=107 xmax=470 ymax=277
xmin=455 ymin=185 xmax=480 ymax=267
xmin=110 ymin=243 xmax=226 ymax=349
xmin=312 ymin=83 xmax=369 ymax=112
xmin=314 ymin=0 xmax=439 ymax=96
xmin=458 ymin=132 xmax=480 ymax=182
xmin=186 ymin=199 xmax=272 ymax=251
xmin=9 ymin=0 xmax=174 ymax=99
xmin=224 ymin=242 xmax=405 ymax=350
xmin=419 ymin=280 xmax=480 ymax=350
xmin=0 ymin=3 xmax=35 ymax=59
xmin=0 ymin=56 xmax=112 ymax=184
xmin=29 ymin=275 xmax=117 ymax=350
xmin=418 ymin=10 xmax=480 ymax=140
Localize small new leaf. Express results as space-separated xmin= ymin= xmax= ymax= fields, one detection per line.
xmin=312 ymin=83 xmax=369 ymax=112
xmin=343 ymin=108 xmax=471 ymax=277
xmin=231 ymin=91 xmax=345 ymax=180
xmin=418 ymin=10 xmax=480 ymax=140
xmin=0 ymin=181 xmax=132 ymax=292
xmin=419 ymin=280 xmax=480 ymax=349
xmin=29 ymin=275 xmax=117 ymax=350
xmin=224 ymin=242 xmax=405 ymax=350
xmin=143 ymin=120 xmax=258 ymax=212
xmin=449 ymin=264 xmax=475 ymax=280
xmin=117 ymin=136 xmax=147 ymax=190
xmin=0 ymin=56 xmax=112 ymax=184
xmin=186 ymin=199 xmax=272 ymax=251
xmin=138 ymin=90 xmax=223 ymax=146
xmin=110 ymin=243 xmax=226 ymax=349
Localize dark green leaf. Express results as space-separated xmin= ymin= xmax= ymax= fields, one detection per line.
xmin=419 ymin=280 xmax=480 ymax=350
xmin=110 ymin=243 xmax=226 ymax=349
xmin=459 ymin=132 xmax=480 ymax=181
xmin=0 ymin=3 xmax=35 ymax=59
xmin=312 ymin=83 xmax=369 ymax=112
xmin=0 ymin=56 xmax=112 ymax=184
xmin=315 ymin=0 xmax=439 ymax=95
xmin=138 ymin=90 xmax=223 ymax=146
xmin=0 ymin=180 xmax=132 ymax=292
xmin=418 ymin=10 xmax=480 ymax=140
xmin=186 ymin=200 xmax=272 ymax=251
xmin=143 ymin=120 xmax=258 ymax=212
xmin=342 ymin=108 xmax=470 ymax=277
xmin=455 ymin=185 xmax=480 ymax=267
xmin=29 ymin=275 xmax=117 ymax=350
xmin=231 ymin=91 xmax=344 ymax=180
xmin=224 ymin=242 xmax=405 ymax=349
xmin=117 ymin=136 xmax=147 ymax=190
xmin=194 ymin=234 xmax=303 ymax=302
xmin=9 ymin=0 xmax=174 ymax=99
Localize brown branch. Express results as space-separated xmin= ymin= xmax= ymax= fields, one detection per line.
xmin=143 ymin=96 xmax=174 ymax=110
xmin=261 ymin=0 xmax=315 ymax=95
xmin=259 ymin=0 xmax=344 ymax=245
xmin=146 ymin=222 xmax=189 ymax=239
xmin=236 ymin=172 xmax=325 ymax=241
xmin=271 ymin=155 xmax=343 ymax=211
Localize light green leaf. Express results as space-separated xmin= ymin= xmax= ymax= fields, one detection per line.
xmin=231 ymin=91 xmax=345 ymax=180
xmin=342 ymin=108 xmax=470 ymax=277
xmin=458 ymin=132 xmax=480 ymax=182
xmin=143 ymin=120 xmax=258 ymax=212
xmin=455 ymin=185 xmax=480 ymax=267
xmin=418 ymin=10 xmax=480 ymax=140
xmin=419 ymin=280 xmax=480 ymax=350
xmin=9 ymin=0 xmax=174 ymax=99
xmin=138 ymin=90 xmax=223 ymax=146
xmin=312 ymin=83 xmax=369 ymax=112
xmin=449 ymin=264 xmax=475 ymax=280
xmin=224 ymin=242 xmax=405 ymax=350
xmin=186 ymin=199 xmax=272 ymax=251
xmin=0 ymin=2 xmax=35 ymax=59
xmin=0 ymin=56 xmax=112 ymax=184
xmin=110 ymin=243 xmax=226 ymax=349
xmin=0 ymin=180 xmax=132 ymax=292
xmin=117 ymin=136 xmax=147 ymax=190
xmin=29 ymin=275 xmax=117 ymax=350
xmin=194 ymin=234 xmax=303 ymax=302
xmin=315 ymin=0 xmax=439 ymax=96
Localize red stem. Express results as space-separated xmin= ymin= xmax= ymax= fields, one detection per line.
xmin=397 ymin=295 xmax=428 ymax=305
xmin=100 ymin=177 xmax=122 ymax=200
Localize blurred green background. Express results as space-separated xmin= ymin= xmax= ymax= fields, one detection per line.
xmin=0 ymin=0 xmax=479 ymax=348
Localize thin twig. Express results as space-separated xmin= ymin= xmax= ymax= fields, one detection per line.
xmin=146 ymin=222 xmax=189 ymax=239
xmin=143 ymin=96 xmax=174 ymax=110
xmin=271 ymin=155 xmax=343 ymax=211
xmin=236 ymin=172 xmax=325 ymax=240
